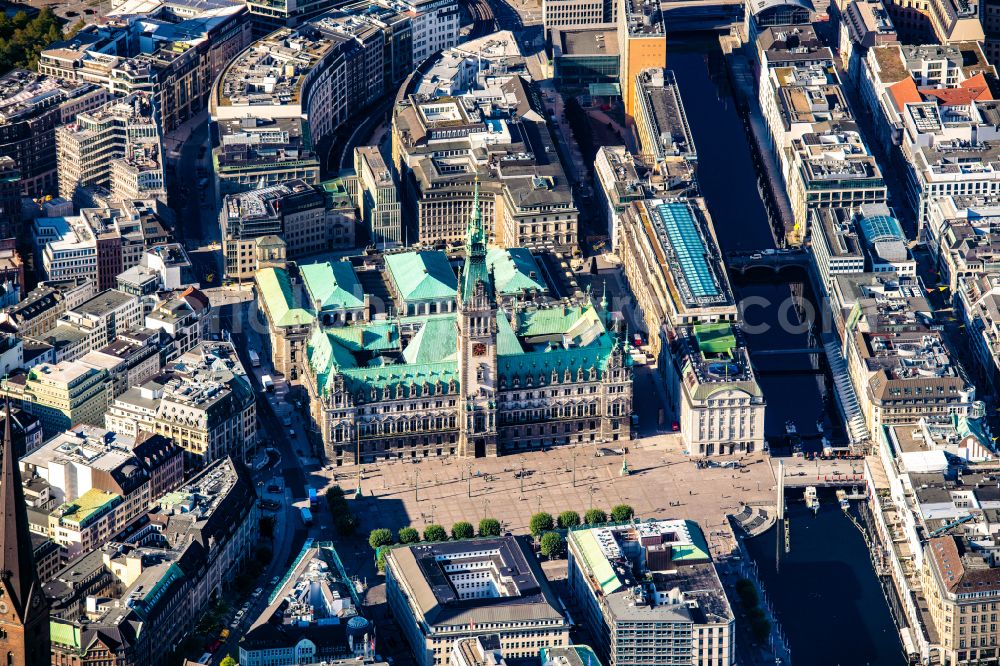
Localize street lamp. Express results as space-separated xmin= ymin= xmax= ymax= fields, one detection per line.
xmin=415 ymin=469 xmax=420 ymax=502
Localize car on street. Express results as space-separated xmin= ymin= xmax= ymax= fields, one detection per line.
xmin=252 ymin=587 xmax=263 ymax=597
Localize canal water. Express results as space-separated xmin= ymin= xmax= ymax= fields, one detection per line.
xmin=664 ymin=40 xmax=904 ymax=664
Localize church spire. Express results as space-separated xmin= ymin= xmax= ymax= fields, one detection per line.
xmin=0 ymin=396 xmax=49 ymax=661
xmin=465 ymin=177 xmax=486 ymax=258
xmin=0 ymin=398 xmax=34 ymax=609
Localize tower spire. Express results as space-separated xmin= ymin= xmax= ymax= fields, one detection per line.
xmin=0 ymin=395 xmax=50 ymax=662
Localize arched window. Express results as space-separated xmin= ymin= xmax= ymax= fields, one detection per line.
xmin=8 ymin=651 xmax=14 ymax=666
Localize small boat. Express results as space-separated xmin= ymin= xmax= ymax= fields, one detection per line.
xmin=805 ymin=486 xmax=819 ymax=514
xmin=836 ymin=489 xmax=849 ymax=511
xmin=785 ymin=420 xmax=798 ymax=436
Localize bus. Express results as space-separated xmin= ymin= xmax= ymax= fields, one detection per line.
xmin=249 ymin=350 xmax=260 ymax=367
xmin=300 ymin=506 xmax=313 ymax=526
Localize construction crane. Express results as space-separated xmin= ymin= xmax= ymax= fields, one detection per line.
xmin=929 ymin=514 xmax=975 ymax=538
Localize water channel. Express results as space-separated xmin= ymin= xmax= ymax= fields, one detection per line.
xmin=664 ymin=39 xmax=905 ymax=664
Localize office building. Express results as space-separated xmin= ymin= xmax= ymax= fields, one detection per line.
xmin=0 ymin=70 xmax=110 ymax=196
xmin=222 ymin=180 xmax=349 ymax=281
xmin=239 ymin=541 xmax=373 ymax=666
xmin=617 ymin=199 xmax=737 ymax=366
xmin=617 ymin=0 xmax=666 ymax=120
xmin=46 ymin=457 xmax=258 ymax=666
xmin=355 ymin=146 xmax=402 ymax=249
xmin=844 ymin=280 xmax=976 ymax=433
xmin=633 ymin=69 xmax=697 ymax=169
xmin=567 ymin=519 xmax=735 ymax=666
xmin=385 ymin=536 xmax=570 ymax=666
xmin=663 ymin=323 xmax=766 ymax=456
xmin=151 ymin=342 xmax=256 ymax=465
xmin=56 ymin=93 xmax=165 ymax=204
xmin=392 ymin=32 xmax=577 ymax=251
xmin=39 ymin=0 xmax=251 ymax=134
xmin=550 ymin=26 xmax=620 ymax=93
xmin=2 ymin=361 xmax=110 ymax=438
xmin=213 ymin=117 xmax=322 ymax=196
xmin=859 ymin=41 xmax=999 ymax=233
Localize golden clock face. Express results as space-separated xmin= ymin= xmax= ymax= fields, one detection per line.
xmin=472 ymin=343 xmax=487 ymax=356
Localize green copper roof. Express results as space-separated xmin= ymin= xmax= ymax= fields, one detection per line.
xmin=694 ymin=322 xmax=736 ymax=358
xmin=496 ymin=310 xmax=524 ymax=355
xmin=385 ymin=251 xmax=457 ymax=302
xmin=300 ymin=261 xmax=365 ymax=311
xmin=50 ymin=621 xmax=81 ymax=649
xmin=486 ymin=247 xmax=547 ymax=296
xmin=402 ymin=315 xmax=457 ymax=365
xmin=57 ymin=489 xmax=121 ymax=528
xmin=570 ymin=528 xmax=622 ymax=595
xmin=673 ymin=520 xmax=711 ymax=561
xmin=256 ymin=267 xmax=315 ymax=327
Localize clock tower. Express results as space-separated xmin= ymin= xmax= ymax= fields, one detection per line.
xmin=457 ymin=181 xmax=498 ymax=458
xmin=0 ymin=398 xmax=49 ymax=666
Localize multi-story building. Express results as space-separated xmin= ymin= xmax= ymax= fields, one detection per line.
xmin=957 ymin=273 xmax=1000 ymax=396
xmin=56 ymin=93 xmax=164 ymax=204
xmin=617 ymin=199 xmax=737 ymax=366
xmin=355 ymin=146 xmax=402 ymax=249
xmin=255 ymin=266 xmax=316 ymax=379
xmin=0 ymin=70 xmax=110 ymax=196
xmin=927 ymin=194 xmax=1000 ymax=292
xmin=550 ymin=26 xmax=620 ymax=93
xmin=221 ymin=180 xmax=333 ymax=281
xmin=859 ymin=41 xmax=999 ymax=233
xmin=663 ymin=323 xmax=766 ymax=456
xmin=593 ymin=146 xmax=696 ymax=251
xmin=844 ymin=281 xmax=976 ymax=432
xmin=239 ymin=541 xmax=372 ymax=666
xmin=59 ymin=289 xmax=143 ymax=353
xmin=757 ymin=35 xmax=886 ymax=241
xmin=836 ymin=0 xmax=897 ymax=80
xmin=0 ymin=285 xmax=75 ymax=339
xmin=263 ymin=195 xmax=630 ymax=464
xmin=46 ymin=456 xmax=258 ymax=666
xmin=633 ymin=69 xmax=697 ymax=170
xmin=927 ymin=0 xmax=984 ymax=43
xmin=2 ymin=361 xmax=110 ymax=438
xmin=213 ymin=117 xmax=322 ymax=196
xmin=39 ymin=0 xmax=251 ymax=134
xmin=393 ymin=33 xmax=577 ymax=251
xmin=809 ymin=207 xmax=867 ymax=291
xmin=385 ymin=536 xmax=570 ymax=666
xmin=543 ymin=0 xmax=612 ymax=35
xmin=617 ymin=0 xmax=666 ymax=120
xmin=79 ymin=336 xmax=162 ymax=399
xmin=567 ymin=519 xmax=735 ymax=666
xmin=33 ymin=202 xmax=174 ymax=291
xmin=922 ymin=534 xmax=1000 ymax=665
xmin=151 ymin=342 xmax=256 ymax=465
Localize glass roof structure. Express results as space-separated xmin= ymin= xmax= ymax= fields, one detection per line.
xmin=654 ymin=202 xmax=721 ymax=301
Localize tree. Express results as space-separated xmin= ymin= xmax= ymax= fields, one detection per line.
xmin=368 ymin=528 xmax=394 ymax=550
xmin=451 ymin=521 xmax=475 ymax=539
xmin=529 ymin=512 xmax=554 ymax=537
xmin=220 ymin=656 xmax=238 ymax=666
xmin=478 ymin=518 xmax=502 ymax=537
xmin=398 ymin=527 xmax=420 ymax=544
xmin=558 ymin=510 xmax=580 ymax=529
xmin=584 ymin=508 xmax=607 ymax=525
xmin=424 ymin=524 xmax=447 ymax=542
xmin=610 ymin=504 xmax=635 ymax=522
xmin=539 ymin=531 xmax=566 ymax=558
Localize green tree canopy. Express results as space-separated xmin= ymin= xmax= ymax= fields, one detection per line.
xmin=368 ymin=528 xmax=394 ymax=550
xmin=220 ymin=655 xmax=238 ymax=666
xmin=529 ymin=512 xmax=554 ymax=537
xmin=451 ymin=521 xmax=475 ymax=539
xmin=398 ymin=527 xmax=420 ymax=544
xmin=584 ymin=508 xmax=607 ymax=525
xmin=558 ymin=510 xmax=580 ymax=529
xmin=423 ymin=524 xmax=447 ymax=542
xmin=539 ymin=531 xmax=566 ymax=558
xmin=478 ymin=518 xmax=502 ymax=536
xmin=610 ymin=504 xmax=635 ymax=522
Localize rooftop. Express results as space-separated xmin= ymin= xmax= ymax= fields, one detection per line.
xmin=635 ymin=69 xmax=696 ymax=161
xmin=387 ymin=536 xmax=565 ymax=628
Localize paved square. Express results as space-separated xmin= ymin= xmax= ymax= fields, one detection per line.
xmin=313 ymin=435 xmax=778 ymax=557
